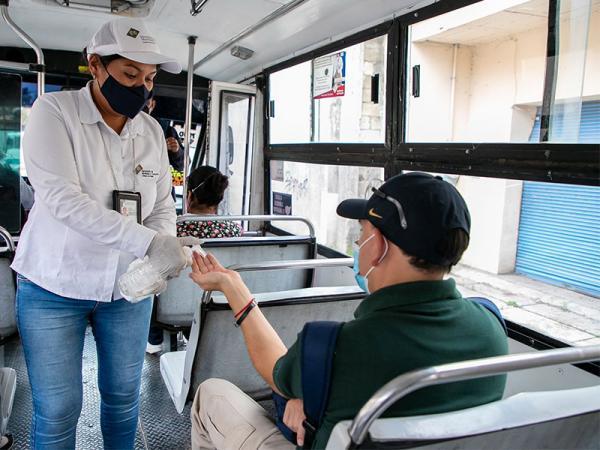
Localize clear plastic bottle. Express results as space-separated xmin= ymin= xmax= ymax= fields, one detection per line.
xmin=118 ymin=245 xmax=205 ymax=303
xmin=118 ymin=257 xmax=167 ymax=302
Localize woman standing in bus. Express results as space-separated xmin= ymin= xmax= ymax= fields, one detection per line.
xmin=11 ymin=19 xmax=198 ymax=449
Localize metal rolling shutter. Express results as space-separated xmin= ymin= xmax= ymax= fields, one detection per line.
xmin=516 ymin=102 xmax=600 ymax=297
xmin=578 ymin=101 xmax=600 ymax=143
xmin=516 ymin=182 xmax=600 ymax=297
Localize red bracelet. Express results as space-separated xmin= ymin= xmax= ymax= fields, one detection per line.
xmin=234 ymin=298 xmax=255 ymax=319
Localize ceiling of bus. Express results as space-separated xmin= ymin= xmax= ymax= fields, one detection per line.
xmin=0 ymin=0 xmax=434 ymax=81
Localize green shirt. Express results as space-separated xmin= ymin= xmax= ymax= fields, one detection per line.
xmin=273 ymin=279 xmax=508 ymax=449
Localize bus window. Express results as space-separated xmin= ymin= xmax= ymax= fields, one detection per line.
xmin=406 ymin=0 xmax=550 ymax=143
xmin=406 ymin=0 xmax=598 ymax=144
xmin=269 ymin=35 xmax=387 ymax=144
xmin=269 ymin=160 xmax=384 ymax=253
xmin=269 ymin=61 xmax=311 ymax=144
xmin=218 ymin=91 xmax=254 ymax=216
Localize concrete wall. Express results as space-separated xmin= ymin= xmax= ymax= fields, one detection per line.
xmin=270 ymin=161 xmax=384 ymax=253
xmin=458 ymin=177 xmax=524 ymax=274
xmin=406 ymin=42 xmax=458 ymax=142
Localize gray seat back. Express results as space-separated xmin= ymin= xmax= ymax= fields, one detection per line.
xmin=190 ymin=287 xmax=365 ymax=398
xmin=326 ymin=385 xmax=600 ymax=449
xmin=0 ymin=258 xmax=16 ymax=340
xmin=329 ymin=345 xmax=600 ymax=450
xmin=156 ymin=235 xmax=316 ymax=326
xmin=0 ymin=367 xmax=17 ymax=437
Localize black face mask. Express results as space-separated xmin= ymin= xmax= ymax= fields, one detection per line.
xmin=100 ymin=72 xmax=153 ymax=119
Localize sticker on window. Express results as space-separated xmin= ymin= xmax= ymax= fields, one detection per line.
xmin=272 ymin=191 xmax=292 ymax=215
xmin=313 ymin=51 xmax=346 ymax=99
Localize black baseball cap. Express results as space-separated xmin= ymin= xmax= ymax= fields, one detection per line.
xmin=336 ymin=172 xmax=471 ymax=265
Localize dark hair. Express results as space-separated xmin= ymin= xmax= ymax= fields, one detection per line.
xmin=82 ymin=47 xmax=123 ymax=68
xmin=187 ymin=166 xmax=229 ymax=209
xmin=405 ymin=228 xmax=470 ymax=274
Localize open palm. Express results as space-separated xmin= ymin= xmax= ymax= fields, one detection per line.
xmin=189 ymin=252 xmax=236 ymax=292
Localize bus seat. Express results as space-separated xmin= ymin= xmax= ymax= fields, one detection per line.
xmin=0 ymin=367 xmax=17 ymax=441
xmin=156 ymin=235 xmax=316 ymax=327
xmin=160 ymin=286 xmax=364 ymax=413
xmin=326 ymin=385 xmax=600 ymax=449
xmin=0 ymin=259 xmax=16 ymax=339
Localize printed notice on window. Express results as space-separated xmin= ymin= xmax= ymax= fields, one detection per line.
xmin=272 ymin=191 xmax=292 ymax=215
xmin=271 ymin=160 xmax=284 ymax=182
xmin=313 ymin=51 xmax=346 ymax=99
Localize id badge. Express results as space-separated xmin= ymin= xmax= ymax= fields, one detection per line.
xmin=113 ymin=190 xmax=142 ymax=224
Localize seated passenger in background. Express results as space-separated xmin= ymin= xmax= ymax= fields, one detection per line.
xmin=187 ymin=172 xmax=508 ymax=450
xmin=146 ymin=165 xmax=241 ymax=354
xmin=178 ymin=166 xmax=242 ymax=239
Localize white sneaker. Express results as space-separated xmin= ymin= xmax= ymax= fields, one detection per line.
xmin=145 ymin=342 xmax=162 ymax=354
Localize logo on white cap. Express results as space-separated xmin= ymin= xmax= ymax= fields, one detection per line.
xmin=87 ymin=19 xmax=182 ymax=74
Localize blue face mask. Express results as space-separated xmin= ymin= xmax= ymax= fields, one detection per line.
xmin=353 ymin=234 xmax=389 ymax=294
xmin=100 ymin=72 xmax=153 ymax=119
xmin=353 ymin=246 xmax=368 ymax=292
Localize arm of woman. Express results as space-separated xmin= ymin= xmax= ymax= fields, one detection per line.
xmin=24 ymin=95 xmax=156 ymax=258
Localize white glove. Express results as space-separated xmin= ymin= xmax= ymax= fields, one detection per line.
xmin=146 ymin=235 xmax=203 ymax=279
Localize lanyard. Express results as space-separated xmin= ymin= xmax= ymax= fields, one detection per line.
xmin=99 ymin=125 xmax=137 ymax=192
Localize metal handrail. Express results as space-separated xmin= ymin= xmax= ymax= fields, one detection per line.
xmin=181 ymin=35 xmax=196 ymax=215
xmin=348 ymin=344 xmax=600 ymax=446
xmin=228 ymin=258 xmax=353 ymax=272
xmin=201 ymin=257 xmax=353 ymax=303
xmin=0 ymin=59 xmax=30 ymax=71
xmin=193 ymin=0 xmax=308 ymax=69
xmin=1 ymin=1 xmax=45 ymax=97
xmin=177 ymin=214 xmax=316 ymax=237
xmin=0 ymin=226 xmax=15 ymax=253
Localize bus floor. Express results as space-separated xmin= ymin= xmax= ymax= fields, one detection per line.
xmin=4 ymin=326 xmax=192 ymax=450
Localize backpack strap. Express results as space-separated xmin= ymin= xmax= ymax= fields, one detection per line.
xmin=468 ymin=297 xmax=507 ymax=334
xmin=300 ymin=321 xmax=343 ymax=448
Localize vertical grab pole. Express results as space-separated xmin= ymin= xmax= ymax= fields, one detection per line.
xmin=0 ymin=1 xmax=45 ymax=97
xmin=182 ymin=36 xmax=197 ymax=215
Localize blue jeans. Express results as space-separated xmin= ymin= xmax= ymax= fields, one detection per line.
xmin=16 ymin=275 xmax=152 ymax=450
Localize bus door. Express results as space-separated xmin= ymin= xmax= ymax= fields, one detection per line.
xmin=205 ymin=81 xmax=256 ymax=217
xmin=0 ymin=73 xmax=22 ymax=235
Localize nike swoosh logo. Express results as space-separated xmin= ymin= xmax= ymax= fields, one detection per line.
xmin=368 ymin=208 xmax=383 ymax=219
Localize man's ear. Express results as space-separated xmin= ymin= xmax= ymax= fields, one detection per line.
xmin=367 ymin=225 xmax=385 ymax=266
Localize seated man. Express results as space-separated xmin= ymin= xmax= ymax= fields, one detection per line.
xmin=188 ymin=172 xmax=508 ymax=450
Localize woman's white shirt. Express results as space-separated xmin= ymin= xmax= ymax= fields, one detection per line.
xmin=11 ymin=82 xmax=176 ymax=302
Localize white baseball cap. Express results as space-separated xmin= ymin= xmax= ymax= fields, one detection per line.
xmin=87 ymin=18 xmax=181 ymax=74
